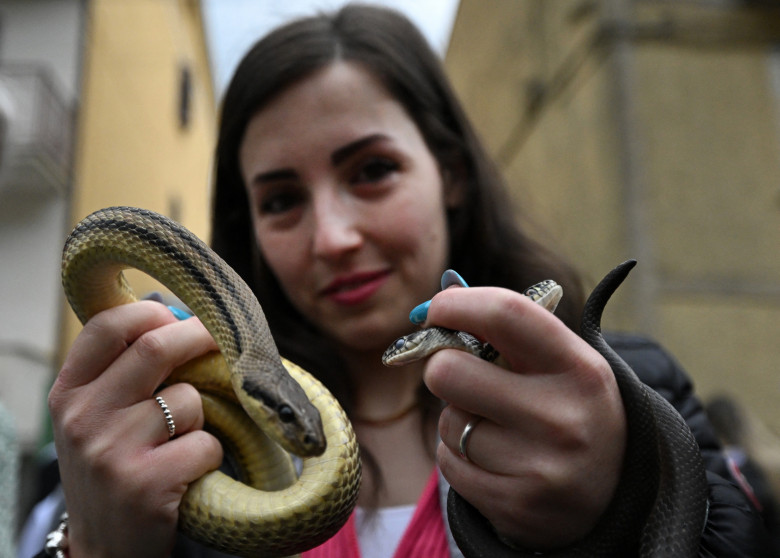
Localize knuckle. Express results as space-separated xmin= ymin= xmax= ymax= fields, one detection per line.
xmin=194 ymin=430 xmax=225 ymax=462
xmin=88 ymin=442 xmax=123 ymax=480
xmin=57 ymin=402 xmax=106 ymax=451
xmin=133 ymin=329 xmax=170 ymax=364
xmin=423 ymin=351 xmax=459 ymax=395
xmin=47 ymin=377 xmax=68 ymax=418
xmin=498 ymin=289 xmax=526 ymax=316
xmin=437 ymin=407 xmax=453 ymax=441
xmin=171 ymin=381 xmax=201 ymax=403
xmin=531 ymin=407 xmax=593 ymax=459
xmin=81 ymin=310 xmax=114 ymax=336
xmin=80 ymin=313 xmax=129 ymax=355
xmin=436 ymin=442 xmax=457 ymax=481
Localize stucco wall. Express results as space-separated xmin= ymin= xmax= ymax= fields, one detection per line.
xmin=445 ymin=0 xmax=780 ymax=433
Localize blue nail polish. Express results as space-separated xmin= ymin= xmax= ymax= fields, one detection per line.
xmin=409 ymin=300 xmax=431 ymax=324
xmin=167 ymin=305 xmax=193 ymax=320
xmin=441 ymin=269 xmax=469 ymax=290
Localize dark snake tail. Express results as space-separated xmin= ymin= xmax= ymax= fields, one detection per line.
xmin=447 ymin=260 xmax=708 ymax=558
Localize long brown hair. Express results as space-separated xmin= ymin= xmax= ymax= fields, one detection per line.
xmin=211 ymin=4 xmax=584 ymax=419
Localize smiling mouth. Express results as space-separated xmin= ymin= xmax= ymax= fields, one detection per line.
xmin=320 ymin=270 xmax=391 ymax=305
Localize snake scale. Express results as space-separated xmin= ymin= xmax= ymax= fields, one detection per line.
xmin=384 ymin=260 xmax=709 ymax=557
xmin=62 ymin=206 xmax=361 ymax=558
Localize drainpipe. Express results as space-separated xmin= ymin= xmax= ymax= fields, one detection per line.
xmin=604 ymin=0 xmax=658 ymax=334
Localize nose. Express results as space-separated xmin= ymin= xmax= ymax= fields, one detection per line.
xmin=311 ymin=190 xmax=363 ymax=259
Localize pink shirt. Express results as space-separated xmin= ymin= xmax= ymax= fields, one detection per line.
xmin=303 ymin=468 xmax=450 ymax=558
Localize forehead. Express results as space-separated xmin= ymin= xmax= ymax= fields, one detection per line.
xmin=259 ymin=61 xmax=393 ymax=117
xmin=239 ymin=62 xmax=419 ymax=165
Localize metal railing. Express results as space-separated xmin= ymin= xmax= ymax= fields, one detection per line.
xmin=0 ymin=63 xmax=74 ymax=196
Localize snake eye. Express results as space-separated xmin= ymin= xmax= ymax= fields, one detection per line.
xmin=394 ymin=338 xmax=405 ymax=350
xmin=278 ymin=404 xmax=295 ymax=423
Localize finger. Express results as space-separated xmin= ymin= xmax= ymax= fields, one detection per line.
xmin=58 ymin=301 xmax=180 ymax=390
xmin=409 ymin=269 xmax=469 ymax=324
xmin=425 ymin=287 xmax=579 ymax=372
xmin=438 ymin=405 xmax=537 ymax=474
xmin=437 ymin=443 xmax=557 ymax=546
xmin=438 ymin=437 xmax=527 ymax=513
xmin=423 ymin=349 xmax=540 ymax=425
xmin=426 ymin=347 xmax=617 ymax=440
xmin=438 ymin=426 xmax=611 ymax=548
xmin=153 ymin=429 xmax=224 ymax=485
xmin=131 ymin=383 xmax=206 ymax=446
xmin=94 ymin=315 xmax=217 ymax=406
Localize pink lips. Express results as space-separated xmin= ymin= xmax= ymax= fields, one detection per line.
xmin=320 ymin=270 xmax=391 ymax=306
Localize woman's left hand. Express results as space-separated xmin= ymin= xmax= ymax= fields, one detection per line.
xmin=421 ymin=286 xmax=627 ymax=550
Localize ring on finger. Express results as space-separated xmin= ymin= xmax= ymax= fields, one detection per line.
xmin=154 ymin=396 xmax=176 ymax=438
xmin=459 ymin=417 xmax=482 ymax=462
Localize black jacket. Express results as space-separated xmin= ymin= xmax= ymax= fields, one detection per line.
xmin=31 ymin=334 xmax=773 ymax=557
xmin=606 ymin=333 xmax=774 ymax=557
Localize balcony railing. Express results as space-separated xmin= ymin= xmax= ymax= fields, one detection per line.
xmin=0 ymin=64 xmax=74 ymax=197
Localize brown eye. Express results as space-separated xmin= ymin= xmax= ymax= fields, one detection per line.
xmin=354 ymin=158 xmax=399 ymax=184
xmin=260 ymin=190 xmax=303 ymax=215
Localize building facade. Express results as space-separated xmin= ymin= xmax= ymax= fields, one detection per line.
xmin=445 ymin=0 xmax=780 ymax=479
xmin=0 ymin=0 xmax=215 ymax=538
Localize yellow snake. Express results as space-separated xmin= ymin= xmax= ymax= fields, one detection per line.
xmin=61 ymin=206 xmax=361 ymax=558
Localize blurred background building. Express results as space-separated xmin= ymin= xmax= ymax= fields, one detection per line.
xmin=446 ymin=0 xmax=780 ymax=470
xmin=445 ymin=0 xmax=780 ymax=498
xmin=1 ymin=0 xmax=83 ymax=546
xmin=1 ymin=0 xmax=779 ymax=550
xmin=0 ymin=0 xmax=215 ymax=548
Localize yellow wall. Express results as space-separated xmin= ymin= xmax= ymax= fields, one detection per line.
xmin=446 ymin=1 xmax=780 ymax=431
xmin=61 ymin=0 xmax=216 ymax=357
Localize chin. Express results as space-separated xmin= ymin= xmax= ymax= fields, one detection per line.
xmin=334 ymin=317 xmax=408 ymax=354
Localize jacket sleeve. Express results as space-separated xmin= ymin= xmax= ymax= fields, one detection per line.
xmin=606 ymin=333 xmax=775 ymax=557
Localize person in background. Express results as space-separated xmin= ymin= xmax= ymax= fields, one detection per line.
xmin=25 ymin=5 xmax=770 ymax=557
xmin=705 ymin=394 xmax=780 ymax=554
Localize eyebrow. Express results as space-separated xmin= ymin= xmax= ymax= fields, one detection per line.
xmin=251 ymin=168 xmax=297 ymax=186
xmin=331 ymin=134 xmax=389 ymax=166
xmin=250 ymin=134 xmax=390 ymax=186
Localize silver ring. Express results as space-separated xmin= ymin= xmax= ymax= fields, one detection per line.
xmin=155 ymin=396 xmax=176 ymax=438
xmin=459 ymin=417 xmax=481 ymax=462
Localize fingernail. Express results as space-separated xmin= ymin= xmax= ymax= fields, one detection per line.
xmin=167 ymin=305 xmax=193 ymax=320
xmin=143 ymin=291 xmax=164 ymax=303
xmin=441 ymin=269 xmax=469 ymax=290
xmin=409 ymin=300 xmax=431 ymax=324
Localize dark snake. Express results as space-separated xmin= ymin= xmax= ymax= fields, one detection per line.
xmin=385 ymin=260 xmax=709 ymax=557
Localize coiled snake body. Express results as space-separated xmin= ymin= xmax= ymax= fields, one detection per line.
xmin=62 ymin=207 xmax=361 ymax=558
xmin=383 ymin=261 xmax=709 ymax=557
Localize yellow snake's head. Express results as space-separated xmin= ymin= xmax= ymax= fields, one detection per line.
xmin=232 ymin=362 xmax=327 ymax=457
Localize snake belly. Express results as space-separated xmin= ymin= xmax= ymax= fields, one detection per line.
xmin=61 ymin=206 xmax=361 ymax=558
xmin=384 ymin=262 xmax=709 ymax=557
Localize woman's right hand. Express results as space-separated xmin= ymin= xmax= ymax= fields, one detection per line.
xmin=48 ymin=301 xmax=224 ymax=558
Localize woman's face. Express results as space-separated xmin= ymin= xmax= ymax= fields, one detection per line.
xmin=239 ymin=62 xmax=453 ymax=353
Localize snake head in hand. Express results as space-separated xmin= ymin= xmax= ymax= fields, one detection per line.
xmin=232 ymin=353 xmax=328 ymax=458
xmin=383 ymin=277 xmax=563 ymax=368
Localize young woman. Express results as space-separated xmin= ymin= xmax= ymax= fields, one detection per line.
xmin=32 ymin=5 xmax=769 ymax=558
